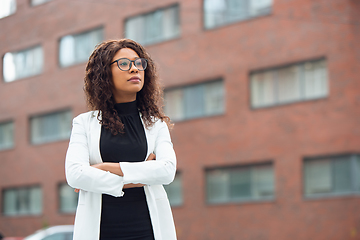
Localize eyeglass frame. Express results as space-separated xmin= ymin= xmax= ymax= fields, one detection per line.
xmin=110 ymin=57 xmax=148 ymax=71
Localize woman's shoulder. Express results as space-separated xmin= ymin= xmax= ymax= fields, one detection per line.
xmin=73 ymin=110 xmax=100 ymax=122
xmin=140 ymin=114 xmax=167 ymax=129
xmin=152 ymin=118 xmax=170 ymax=132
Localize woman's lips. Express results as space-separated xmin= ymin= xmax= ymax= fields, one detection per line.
xmin=128 ymin=77 xmax=141 ymax=82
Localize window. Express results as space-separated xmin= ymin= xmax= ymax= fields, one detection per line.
xmin=30 ymin=110 xmax=72 ymax=145
xmin=206 ymin=163 xmax=274 ymax=204
xmin=31 ymin=0 xmax=53 ymax=6
xmin=3 ymin=45 xmax=43 ymax=82
xmin=59 ymin=183 xmax=78 ymax=213
xmin=164 ymin=173 xmax=183 ymax=206
xmin=0 ymin=121 xmax=14 ymax=150
xmin=125 ymin=4 xmax=180 ymax=45
xmin=2 ymin=186 xmax=42 ymax=216
xmin=164 ymin=80 xmax=225 ymax=121
xmin=204 ymin=0 xmax=272 ymax=29
xmin=250 ymin=59 xmax=328 ymax=108
xmin=59 ymin=28 xmax=103 ymax=67
xmin=304 ymin=154 xmax=360 ymax=197
xmin=0 ymin=0 xmax=16 ymax=19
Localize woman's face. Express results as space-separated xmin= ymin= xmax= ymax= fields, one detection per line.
xmin=110 ymin=48 xmax=145 ymax=103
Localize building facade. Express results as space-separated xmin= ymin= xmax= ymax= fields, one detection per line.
xmin=0 ymin=0 xmax=360 ymax=239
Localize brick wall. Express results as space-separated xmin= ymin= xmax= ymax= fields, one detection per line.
xmin=0 ymin=0 xmax=359 ymax=239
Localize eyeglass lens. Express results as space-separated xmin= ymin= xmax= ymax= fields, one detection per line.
xmin=117 ymin=58 xmax=147 ymax=71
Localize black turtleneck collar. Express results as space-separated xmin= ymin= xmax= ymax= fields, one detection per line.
xmin=114 ymin=100 xmax=138 ymax=115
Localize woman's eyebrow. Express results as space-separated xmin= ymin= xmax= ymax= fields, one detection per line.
xmin=114 ymin=56 xmax=140 ymax=60
xmin=121 ymin=57 xmax=139 ymax=60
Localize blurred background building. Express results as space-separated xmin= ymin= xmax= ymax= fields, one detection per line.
xmin=0 ymin=0 xmax=360 ymax=239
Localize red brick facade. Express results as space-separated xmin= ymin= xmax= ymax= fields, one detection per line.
xmin=0 ymin=0 xmax=359 ymax=239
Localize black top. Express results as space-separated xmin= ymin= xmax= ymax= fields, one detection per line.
xmin=99 ymin=100 xmax=154 ymax=240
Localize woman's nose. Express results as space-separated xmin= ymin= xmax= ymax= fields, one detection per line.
xmin=129 ymin=62 xmax=139 ymax=73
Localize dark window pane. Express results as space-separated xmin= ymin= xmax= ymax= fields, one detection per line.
xmin=253 ymin=164 xmax=274 ymax=198
xmin=206 ymin=170 xmax=228 ymax=203
xmin=229 ymin=168 xmax=251 ymax=199
xmin=304 ymin=159 xmax=331 ymax=195
xmin=184 ymin=85 xmax=205 ymax=119
xmin=0 ymin=121 xmax=14 ymax=150
xmin=333 ymin=158 xmax=352 ymax=193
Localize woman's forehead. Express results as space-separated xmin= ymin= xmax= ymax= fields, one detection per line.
xmin=113 ymin=48 xmax=139 ymax=61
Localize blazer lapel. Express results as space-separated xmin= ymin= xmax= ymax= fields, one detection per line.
xmin=140 ymin=115 xmax=155 ymax=160
xmin=89 ymin=111 xmax=103 ymax=165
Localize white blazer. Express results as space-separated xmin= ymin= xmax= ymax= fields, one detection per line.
xmin=65 ymin=110 xmax=177 ymax=240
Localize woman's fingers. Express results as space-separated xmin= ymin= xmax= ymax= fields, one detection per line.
xmin=146 ymin=153 xmax=156 ymax=161
xmin=123 ymin=183 xmax=145 ymax=189
xmin=74 ymin=188 xmax=80 ymax=193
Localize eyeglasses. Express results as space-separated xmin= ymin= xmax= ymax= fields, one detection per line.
xmin=110 ymin=58 xmax=148 ymax=71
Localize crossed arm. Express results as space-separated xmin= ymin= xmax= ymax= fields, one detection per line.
xmin=66 ymin=114 xmax=176 ymax=196
xmin=74 ymin=153 xmax=156 ymax=193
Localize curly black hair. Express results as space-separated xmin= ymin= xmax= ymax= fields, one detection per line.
xmin=84 ymin=39 xmax=172 ymax=135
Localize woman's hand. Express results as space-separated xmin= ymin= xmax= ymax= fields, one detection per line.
xmin=123 ymin=153 xmax=156 ymax=189
xmin=74 ymin=154 xmax=156 ymax=192
xmin=146 ymin=153 xmax=156 ymax=161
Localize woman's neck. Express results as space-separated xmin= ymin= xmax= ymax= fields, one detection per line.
xmin=113 ymin=93 xmax=137 ymax=104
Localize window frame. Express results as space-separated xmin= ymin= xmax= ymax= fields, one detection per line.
xmin=303 ymin=153 xmax=360 ymax=199
xmin=29 ymin=108 xmax=72 ymax=145
xmin=58 ymin=26 xmax=104 ymax=68
xmin=205 ymin=162 xmax=275 ymax=205
xmin=202 ymin=0 xmax=273 ymax=30
xmin=164 ymin=78 xmax=225 ymax=122
xmin=124 ymin=3 xmax=181 ymax=46
xmin=2 ymin=44 xmax=44 ymax=83
xmin=2 ymin=185 xmax=42 ymax=217
xmin=249 ymin=57 xmax=328 ymax=109
xmin=0 ymin=120 xmax=14 ymax=151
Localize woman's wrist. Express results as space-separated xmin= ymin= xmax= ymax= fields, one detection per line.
xmin=103 ymin=162 xmax=124 ymax=176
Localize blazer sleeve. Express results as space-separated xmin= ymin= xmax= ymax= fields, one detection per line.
xmin=120 ymin=120 xmax=177 ymax=185
xmin=65 ymin=114 xmax=125 ymax=197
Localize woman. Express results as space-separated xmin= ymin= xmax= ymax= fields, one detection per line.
xmin=65 ymin=39 xmax=177 ymax=240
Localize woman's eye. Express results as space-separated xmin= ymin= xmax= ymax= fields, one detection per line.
xmin=119 ymin=61 xmax=128 ymax=66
